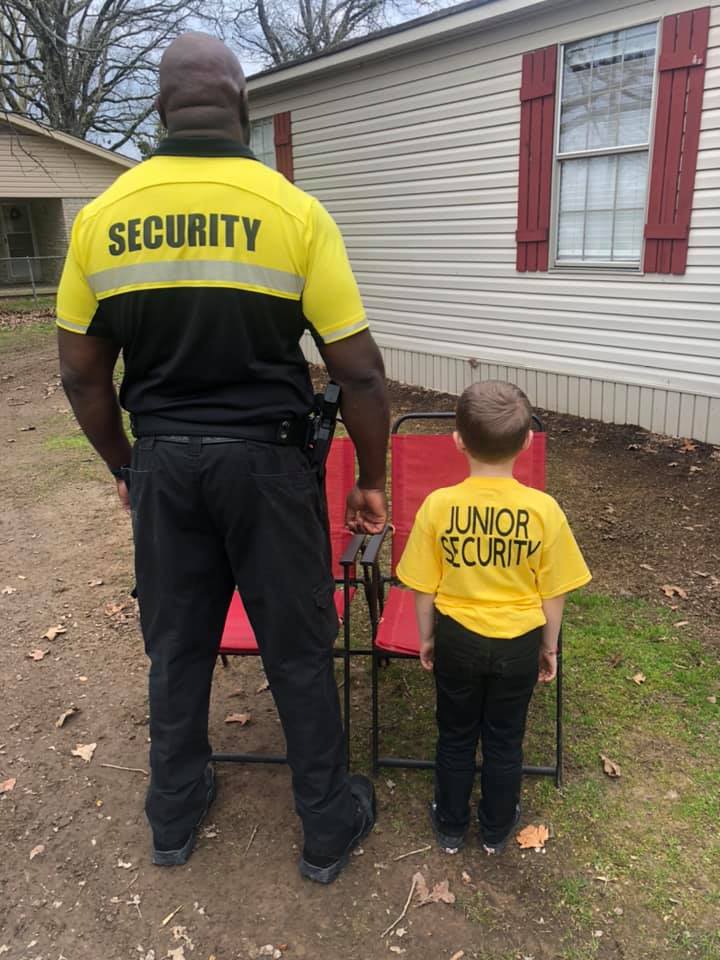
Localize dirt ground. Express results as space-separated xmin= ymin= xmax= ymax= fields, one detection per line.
xmin=1 ymin=316 xmax=719 ymax=960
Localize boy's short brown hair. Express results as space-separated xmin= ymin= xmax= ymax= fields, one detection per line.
xmin=456 ymin=381 xmax=532 ymax=463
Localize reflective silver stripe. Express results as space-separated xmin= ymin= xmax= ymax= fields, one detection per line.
xmin=87 ymin=260 xmax=304 ymax=297
xmin=322 ymin=316 xmax=368 ymax=344
xmin=57 ymin=316 xmax=89 ymax=334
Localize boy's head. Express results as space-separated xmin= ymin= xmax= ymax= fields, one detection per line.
xmin=455 ymin=381 xmax=532 ymax=463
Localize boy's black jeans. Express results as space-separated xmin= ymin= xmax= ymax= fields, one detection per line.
xmin=433 ymin=611 xmax=542 ymax=844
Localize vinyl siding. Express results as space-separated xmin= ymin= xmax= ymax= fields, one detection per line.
xmin=250 ymin=0 xmax=720 ymax=444
xmin=0 ymin=124 xmax=129 ymax=197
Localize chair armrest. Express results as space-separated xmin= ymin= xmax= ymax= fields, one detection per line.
xmin=360 ymin=525 xmax=391 ymax=568
xmin=339 ymin=533 xmax=365 ymax=567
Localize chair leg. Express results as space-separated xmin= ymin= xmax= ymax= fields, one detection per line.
xmin=220 ymin=654 xmax=229 ymax=668
xmin=371 ymin=648 xmax=380 ymax=777
xmin=555 ymin=627 xmax=564 ymax=788
xmin=343 ymin=577 xmax=352 ymax=768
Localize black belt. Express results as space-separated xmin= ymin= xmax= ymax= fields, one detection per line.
xmin=147 ymin=419 xmax=309 ymax=447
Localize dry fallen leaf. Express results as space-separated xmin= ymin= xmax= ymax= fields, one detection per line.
xmin=631 ymin=672 xmax=646 ymax=685
xmin=55 ymin=706 xmax=80 ymax=728
xmin=0 ymin=777 xmax=17 ymax=794
xmin=224 ymin=713 xmax=251 ymax=725
xmin=674 ymin=621 xmax=689 ymax=628
xmin=516 ymin=824 xmax=550 ymax=850
xmin=412 ymin=872 xmax=455 ymax=906
xmin=1 ymin=586 xmax=17 ymax=595
xmin=461 ymin=870 xmax=472 ymax=885
xmin=679 ymin=440 xmax=697 ymax=453
xmin=608 ymin=653 xmax=624 ymax=668
xmin=87 ymin=578 xmax=104 ymax=587
xmin=639 ymin=563 xmax=654 ymax=572
xmin=71 ymin=742 xmax=97 ymax=763
xmin=29 ymin=844 xmax=45 ymax=860
xmin=661 ymin=585 xmax=688 ymax=600
xmin=450 ymin=952 xmax=465 ymax=960
xmin=600 ymin=754 xmax=621 ymax=779
xmin=43 ymin=625 xmax=66 ymax=641
xmin=707 ymin=696 xmax=717 ymax=705
xmin=117 ymin=858 xmax=133 ymax=869
xmin=104 ymin=600 xmax=129 ymax=617
xmin=27 ymin=648 xmax=49 ymax=661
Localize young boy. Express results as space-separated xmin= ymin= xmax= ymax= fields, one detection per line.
xmin=397 ymin=381 xmax=591 ymax=855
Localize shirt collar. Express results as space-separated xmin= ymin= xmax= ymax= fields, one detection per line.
xmin=154 ymin=137 xmax=258 ymax=159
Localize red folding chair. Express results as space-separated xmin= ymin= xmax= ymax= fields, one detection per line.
xmin=212 ymin=434 xmax=364 ymax=767
xmin=362 ymin=412 xmax=564 ymax=786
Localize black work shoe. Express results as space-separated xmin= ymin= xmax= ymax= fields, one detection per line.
xmin=152 ymin=765 xmax=217 ymax=867
xmin=429 ymin=801 xmax=465 ymax=854
xmin=299 ymin=774 xmax=376 ymax=884
xmin=481 ymin=803 xmax=521 ymax=856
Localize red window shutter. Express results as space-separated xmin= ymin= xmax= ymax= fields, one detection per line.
xmin=644 ymin=7 xmax=710 ymax=275
xmin=516 ymin=45 xmax=558 ymax=272
xmin=273 ymin=111 xmax=294 ymax=182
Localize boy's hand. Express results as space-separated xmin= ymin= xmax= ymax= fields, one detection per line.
xmin=419 ymin=637 xmax=435 ymax=672
xmin=538 ymin=648 xmax=557 ymax=683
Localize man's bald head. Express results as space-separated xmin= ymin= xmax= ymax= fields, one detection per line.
xmin=157 ymin=33 xmax=249 ymax=141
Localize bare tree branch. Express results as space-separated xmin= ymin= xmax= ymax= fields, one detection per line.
xmin=0 ymin=0 xmax=216 ymax=150
xmin=226 ymin=0 xmax=444 ymax=69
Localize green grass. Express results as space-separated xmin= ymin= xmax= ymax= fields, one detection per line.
xmin=377 ymin=591 xmax=720 ymax=956
xmin=0 ymin=319 xmax=55 ymax=354
xmin=0 ymin=295 xmax=55 ymax=313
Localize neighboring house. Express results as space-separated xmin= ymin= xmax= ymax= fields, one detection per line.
xmin=0 ymin=114 xmax=134 ymax=291
xmin=248 ymin=0 xmax=720 ymax=444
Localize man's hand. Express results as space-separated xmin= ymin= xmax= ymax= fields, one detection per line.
xmin=345 ymin=485 xmax=387 ymax=534
xmin=538 ymin=648 xmax=558 ymax=683
xmin=117 ymin=478 xmax=130 ymax=513
xmin=419 ymin=636 xmax=435 ymax=672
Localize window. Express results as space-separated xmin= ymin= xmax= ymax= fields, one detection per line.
xmin=250 ymin=117 xmax=276 ymax=169
xmin=555 ymin=23 xmax=658 ymax=266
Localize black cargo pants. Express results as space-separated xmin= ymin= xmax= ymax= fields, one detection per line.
xmin=127 ymin=436 xmax=356 ymax=857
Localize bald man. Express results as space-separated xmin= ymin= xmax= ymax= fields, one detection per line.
xmin=56 ymin=32 xmax=388 ymax=884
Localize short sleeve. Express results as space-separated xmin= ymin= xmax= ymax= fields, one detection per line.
xmin=396 ymin=497 xmax=443 ymax=595
xmin=536 ymin=503 xmax=592 ymax=599
xmin=56 ymin=216 xmax=98 ymax=334
xmin=302 ymin=199 xmax=368 ymax=344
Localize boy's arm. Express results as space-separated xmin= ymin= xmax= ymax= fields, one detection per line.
xmin=414 ymin=591 xmax=436 ymax=672
xmin=539 ymin=594 xmax=565 ymax=683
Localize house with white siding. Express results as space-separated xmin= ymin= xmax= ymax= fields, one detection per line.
xmin=0 ymin=114 xmax=134 ymax=292
xmin=247 ymin=0 xmax=720 ymax=444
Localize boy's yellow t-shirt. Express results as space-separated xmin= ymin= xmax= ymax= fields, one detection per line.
xmin=396 ymin=476 xmax=591 ymax=639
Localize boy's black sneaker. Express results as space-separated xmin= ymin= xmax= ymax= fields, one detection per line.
xmin=429 ymin=801 xmax=465 ymax=854
xmin=299 ymin=774 xmax=376 ymax=884
xmin=481 ymin=803 xmax=521 ymax=856
xmin=152 ymin=764 xmax=216 ymax=866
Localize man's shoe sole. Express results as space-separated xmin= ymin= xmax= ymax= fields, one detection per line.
xmin=299 ymin=777 xmax=376 ymax=884
xmin=152 ymin=766 xmax=217 ymax=866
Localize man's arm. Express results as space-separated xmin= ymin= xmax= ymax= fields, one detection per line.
xmin=318 ymin=329 xmax=389 ymax=534
xmin=57 ymin=328 xmax=132 ymax=508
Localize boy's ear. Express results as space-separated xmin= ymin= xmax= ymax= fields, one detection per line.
xmin=453 ymin=430 xmax=465 ymax=453
xmin=522 ymin=429 xmax=534 ymax=452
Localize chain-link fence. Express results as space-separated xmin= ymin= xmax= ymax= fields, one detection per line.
xmin=0 ymin=256 xmax=65 ymax=301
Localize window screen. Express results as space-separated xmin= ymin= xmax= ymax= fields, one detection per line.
xmin=250 ymin=117 xmax=276 ymax=169
xmin=556 ymin=24 xmax=657 ymax=265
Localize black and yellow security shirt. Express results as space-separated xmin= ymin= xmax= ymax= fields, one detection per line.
xmin=56 ymin=138 xmax=368 ymax=436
